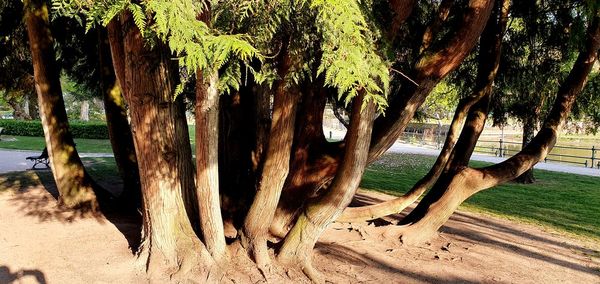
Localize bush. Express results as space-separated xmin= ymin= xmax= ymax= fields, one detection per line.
xmin=0 ymin=119 xmax=109 ymax=139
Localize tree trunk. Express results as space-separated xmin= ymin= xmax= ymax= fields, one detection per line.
xmin=515 ymin=116 xmax=536 ymax=183
xmin=99 ymin=27 xmax=141 ymax=208
xmin=368 ymin=0 xmax=495 ymax=162
xmin=270 ymin=81 xmax=332 ymax=238
xmin=397 ymin=6 xmax=600 ymax=244
xmin=79 ymin=100 xmax=89 ymax=121
xmin=195 ymin=70 xmax=227 ymax=260
xmin=241 ymin=43 xmax=298 ymax=267
xmin=24 ymin=0 xmax=99 ymax=210
xmin=278 ymin=95 xmax=376 ymax=281
xmin=120 ymin=14 xmax=211 ymax=276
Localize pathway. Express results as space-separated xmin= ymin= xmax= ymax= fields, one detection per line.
xmin=0 ymin=149 xmax=113 ymax=174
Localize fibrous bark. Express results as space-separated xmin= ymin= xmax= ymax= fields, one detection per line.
xmin=119 ymin=13 xmax=211 ymax=276
xmin=24 ymin=0 xmax=99 ymax=210
xmin=278 ymin=95 xmax=376 ymax=281
xmin=242 ymin=40 xmax=299 ymax=267
xmin=196 ymin=69 xmax=227 ymax=260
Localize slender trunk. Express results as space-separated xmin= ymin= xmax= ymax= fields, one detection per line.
xmin=338 ymin=93 xmax=486 ymax=222
xmin=24 ymin=0 xmax=98 ymax=210
xmin=99 ymin=27 xmax=141 ymax=208
xmin=79 ymin=100 xmax=89 ymax=121
xmin=515 ymin=116 xmax=536 ymax=183
xmin=195 ymin=70 xmax=227 ymax=259
xmin=27 ymin=90 xmax=39 ymax=119
xmin=397 ymin=7 xmax=600 ymax=244
xmin=270 ymin=82 xmax=332 ymax=238
xmin=278 ymin=95 xmax=376 ymax=281
xmin=368 ymin=0 xmax=495 ymax=162
xmin=241 ymin=45 xmax=298 ymax=267
xmin=120 ymin=14 xmax=211 ymax=276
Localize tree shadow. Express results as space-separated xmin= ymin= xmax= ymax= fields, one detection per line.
xmin=347 ymin=191 xmax=600 ymax=277
xmin=315 ymin=242 xmax=479 ymax=283
xmin=0 ymin=266 xmax=47 ymax=284
xmin=0 ymin=170 xmax=141 ymax=252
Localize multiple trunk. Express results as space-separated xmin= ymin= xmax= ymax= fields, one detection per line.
xmin=30 ymin=0 xmax=600 ymax=281
xmin=24 ymin=0 xmax=99 ymax=210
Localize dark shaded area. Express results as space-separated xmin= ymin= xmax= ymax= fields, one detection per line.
xmin=345 ymin=191 xmax=600 ymax=278
xmin=1 ymin=169 xmax=141 ymax=252
xmin=315 ymin=243 xmax=479 ymax=283
xmin=0 ymin=266 xmax=46 ymax=284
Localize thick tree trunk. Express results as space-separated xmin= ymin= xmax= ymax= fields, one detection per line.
xmin=195 ymin=70 xmax=227 ymax=259
xmin=241 ymin=44 xmax=298 ymax=267
xmin=278 ymin=96 xmax=376 ymax=281
xmin=515 ymin=116 xmax=536 ymax=183
xmin=397 ymin=7 xmax=600 ymax=244
xmin=24 ymin=0 xmax=99 ymax=210
xmin=120 ymin=14 xmax=211 ymax=276
xmin=99 ymin=27 xmax=141 ymax=208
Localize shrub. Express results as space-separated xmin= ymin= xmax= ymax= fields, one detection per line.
xmin=0 ymin=119 xmax=109 ymax=139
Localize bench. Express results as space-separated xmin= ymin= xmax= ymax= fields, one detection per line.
xmin=26 ymin=147 xmax=50 ymax=169
xmin=0 ymin=127 xmax=3 ymax=141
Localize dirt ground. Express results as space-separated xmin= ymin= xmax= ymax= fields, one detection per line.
xmin=1 ymin=173 xmax=599 ymax=284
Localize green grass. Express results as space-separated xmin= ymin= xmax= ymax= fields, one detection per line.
xmin=362 ymin=153 xmax=600 ymax=240
xmin=0 ymin=135 xmax=113 ymax=153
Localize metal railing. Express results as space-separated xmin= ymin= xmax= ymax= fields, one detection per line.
xmin=474 ymin=139 xmax=599 ymax=169
xmin=397 ymin=131 xmax=599 ymax=169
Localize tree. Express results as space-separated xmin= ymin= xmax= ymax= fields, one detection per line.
xmin=23 ymin=0 xmax=100 ymax=210
xmin=47 ymin=0 xmax=599 ymax=281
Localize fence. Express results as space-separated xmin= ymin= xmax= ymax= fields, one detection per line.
xmin=474 ymin=139 xmax=599 ymax=169
xmin=397 ymin=131 xmax=600 ymax=169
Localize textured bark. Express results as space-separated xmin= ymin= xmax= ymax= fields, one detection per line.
xmin=269 ymin=82 xmax=334 ymax=238
xmin=369 ymin=0 xmax=495 ymax=162
xmin=99 ymin=27 xmax=141 ymax=208
xmin=241 ymin=43 xmax=299 ymax=267
xmin=79 ymin=100 xmax=89 ymax=121
xmin=120 ymin=15 xmax=211 ymax=275
xmin=398 ymin=7 xmax=600 ymax=244
xmin=278 ymin=96 xmax=376 ymax=280
xmin=24 ymin=0 xmax=98 ymax=210
xmin=195 ymin=70 xmax=227 ymax=259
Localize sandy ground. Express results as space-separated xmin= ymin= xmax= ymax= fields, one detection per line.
xmin=1 ymin=173 xmax=599 ymax=283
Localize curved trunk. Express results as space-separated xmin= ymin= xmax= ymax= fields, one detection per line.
xmin=368 ymin=0 xmax=495 ymax=162
xmin=278 ymin=96 xmax=376 ymax=280
xmin=398 ymin=8 xmax=600 ymax=244
xmin=99 ymin=27 xmax=141 ymax=208
xmin=24 ymin=0 xmax=98 ymax=210
xmin=338 ymin=94 xmax=485 ymax=222
xmin=195 ymin=70 xmax=227 ymax=259
xmin=241 ymin=41 xmax=298 ymax=267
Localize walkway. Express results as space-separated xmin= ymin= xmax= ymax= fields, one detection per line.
xmin=0 ymin=149 xmax=113 ymax=174
xmin=325 ymin=128 xmax=600 ymax=177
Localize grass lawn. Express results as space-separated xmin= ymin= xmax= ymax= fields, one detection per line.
xmin=362 ymin=153 xmax=600 ymax=241
xmin=0 ymin=135 xmax=113 ymax=153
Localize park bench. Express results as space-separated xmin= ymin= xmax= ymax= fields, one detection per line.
xmin=26 ymin=147 xmax=50 ymax=169
xmin=0 ymin=127 xmax=4 ymax=141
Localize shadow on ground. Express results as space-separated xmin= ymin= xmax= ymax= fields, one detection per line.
xmin=0 ymin=266 xmax=47 ymax=284
xmin=0 ymin=170 xmax=141 ymax=252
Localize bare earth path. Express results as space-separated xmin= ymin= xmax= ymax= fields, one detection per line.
xmin=1 ymin=174 xmax=599 ymax=283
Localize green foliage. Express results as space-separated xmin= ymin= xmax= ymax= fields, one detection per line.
xmin=0 ymin=119 xmax=109 ymax=139
xmin=312 ymin=0 xmax=389 ymax=111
